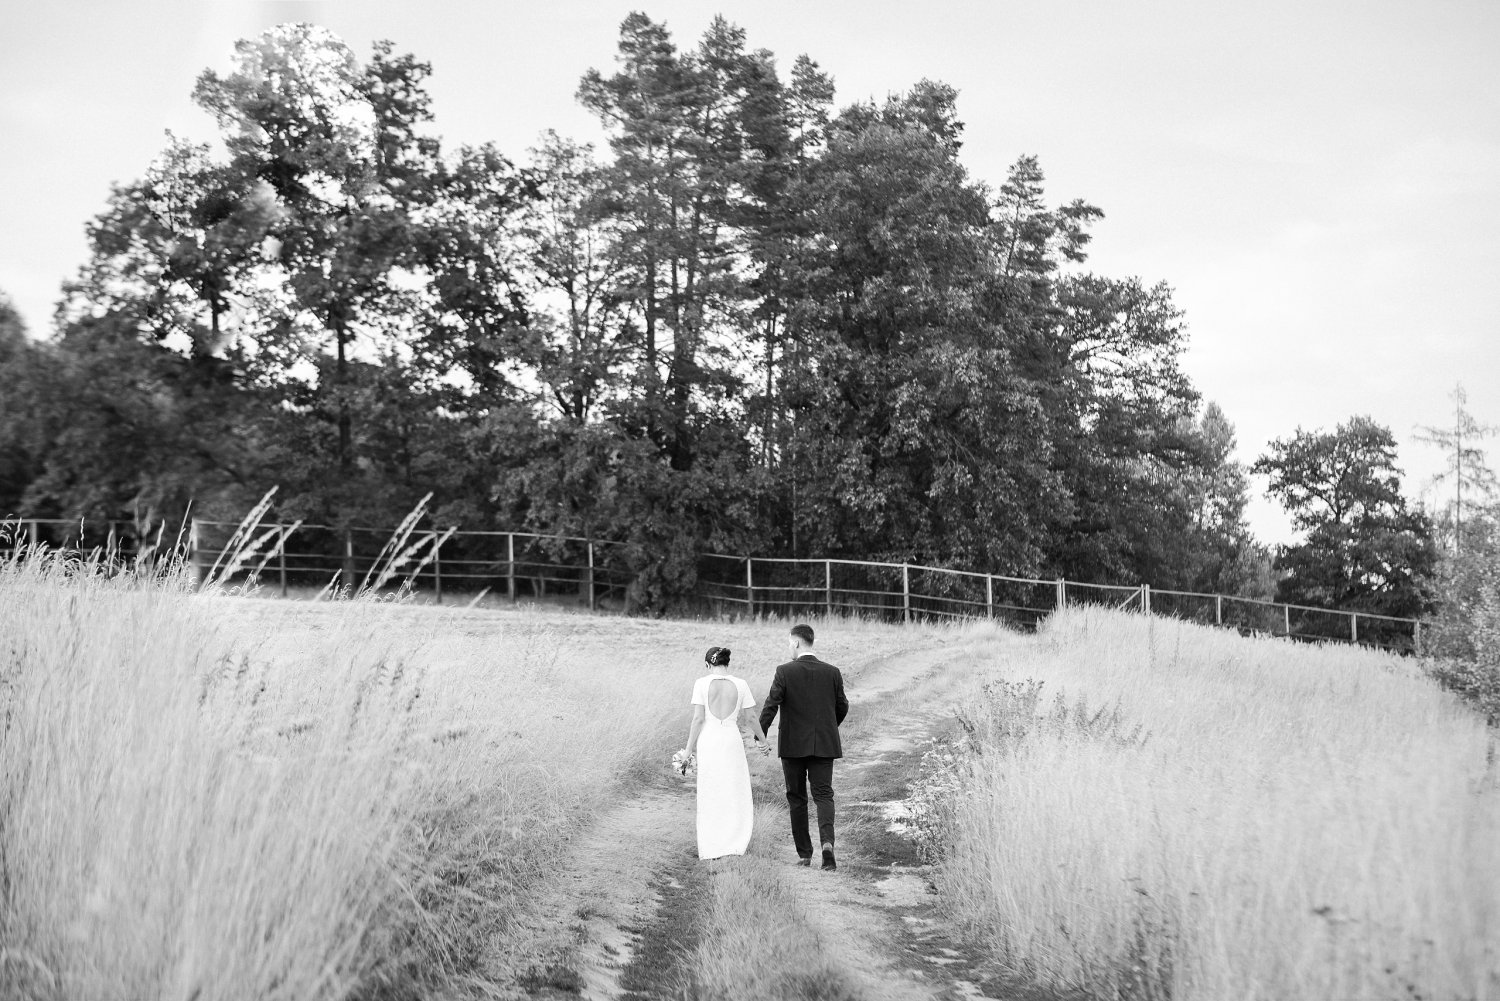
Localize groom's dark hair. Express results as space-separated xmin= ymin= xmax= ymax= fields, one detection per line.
xmin=790 ymin=624 xmax=815 ymax=645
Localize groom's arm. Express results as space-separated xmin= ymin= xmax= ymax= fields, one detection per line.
xmin=834 ymin=670 xmax=848 ymax=725
xmin=759 ymin=666 xmax=785 ymax=734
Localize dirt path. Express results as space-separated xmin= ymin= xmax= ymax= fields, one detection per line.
xmin=478 ymin=628 xmax=1038 ymax=1001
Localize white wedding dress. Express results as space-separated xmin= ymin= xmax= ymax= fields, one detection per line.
xmin=691 ymin=674 xmax=756 ymax=859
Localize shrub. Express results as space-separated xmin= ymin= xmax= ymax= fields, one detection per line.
xmin=1421 ymin=517 xmax=1500 ymax=724
xmin=909 ymin=678 xmax=1149 ymax=863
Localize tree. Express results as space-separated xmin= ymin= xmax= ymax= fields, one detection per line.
xmin=1415 ymin=383 xmax=1496 ymax=553
xmin=18 ymin=306 xmax=262 ymax=530
xmin=194 ymin=27 xmax=443 ymax=493
xmin=1420 ymin=510 xmax=1500 ymax=722
xmin=1181 ymin=402 xmax=1273 ymax=596
xmin=551 ymin=14 xmax=803 ymax=605
xmin=578 ymin=14 xmax=775 ymax=469
xmin=740 ymin=53 xmax=834 ymax=469
xmin=35 ymin=161 xmax=276 ymax=529
xmin=1414 ymin=389 xmax=1500 ymax=715
xmin=1253 ymin=416 xmax=1437 ymax=630
xmin=0 ymin=294 xmax=46 ymax=517
xmin=519 ymin=132 xmax=634 ymax=422
xmin=407 ymin=138 xmax=534 ymax=415
xmin=770 ymin=84 xmax=1067 ymax=571
xmin=993 ymin=154 xmax=1102 ymax=282
xmin=1044 ymin=273 xmax=1204 ymax=585
xmin=49 ymin=25 xmax=534 ymax=529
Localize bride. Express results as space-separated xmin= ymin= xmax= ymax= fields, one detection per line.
xmin=681 ymin=646 xmax=767 ymax=859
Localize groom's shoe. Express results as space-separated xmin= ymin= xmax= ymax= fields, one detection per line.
xmin=820 ymin=844 xmax=836 ymax=871
xmin=796 ymin=856 xmax=812 ymax=866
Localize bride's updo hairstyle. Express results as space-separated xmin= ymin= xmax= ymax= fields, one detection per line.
xmin=704 ymin=646 xmax=732 ymax=668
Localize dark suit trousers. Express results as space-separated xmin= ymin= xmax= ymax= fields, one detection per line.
xmin=781 ymin=756 xmax=835 ymax=856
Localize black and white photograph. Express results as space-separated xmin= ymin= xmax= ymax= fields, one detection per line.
xmin=1 ymin=1 xmax=1497 ymax=999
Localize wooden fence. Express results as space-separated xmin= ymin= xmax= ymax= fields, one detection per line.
xmin=185 ymin=519 xmax=633 ymax=610
xmin=2 ymin=517 xmax=1422 ymax=653
xmin=693 ymin=553 xmax=1421 ymax=652
xmin=3 ymin=518 xmax=149 ymax=558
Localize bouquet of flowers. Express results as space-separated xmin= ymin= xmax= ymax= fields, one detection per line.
xmin=671 ymin=748 xmax=695 ymax=776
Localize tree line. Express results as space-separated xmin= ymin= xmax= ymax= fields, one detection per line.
xmin=0 ymin=17 xmax=1444 ymax=619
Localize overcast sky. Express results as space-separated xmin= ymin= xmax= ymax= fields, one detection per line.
xmin=3 ymin=0 xmax=1497 ymax=545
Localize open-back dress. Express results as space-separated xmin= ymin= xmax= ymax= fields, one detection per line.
xmin=690 ymin=673 xmax=756 ymax=859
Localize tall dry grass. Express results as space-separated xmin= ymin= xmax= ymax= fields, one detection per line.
xmin=0 ymin=546 xmax=903 ymax=999
xmin=928 ymin=608 xmax=1500 ymax=1001
xmin=0 ymin=551 xmax=489 ymax=1000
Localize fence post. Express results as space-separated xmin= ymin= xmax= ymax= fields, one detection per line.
xmin=1283 ymin=604 xmax=1291 ymax=637
xmin=277 ymin=524 xmax=288 ymax=597
xmin=1349 ymin=612 xmax=1357 ymax=644
xmin=1413 ymin=621 xmax=1422 ymax=655
xmin=432 ymin=531 xmax=444 ymax=605
xmin=189 ymin=518 xmax=202 ymax=588
xmin=507 ymin=533 xmax=516 ymax=603
xmin=1215 ymin=593 xmax=1223 ymax=626
xmin=1056 ymin=578 xmax=1066 ymax=611
xmin=28 ymin=519 xmax=40 ymax=551
xmin=825 ymin=560 xmax=832 ymax=617
xmin=986 ymin=574 xmax=995 ymax=619
xmin=902 ymin=563 xmax=911 ymax=623
xmin=745 ymin=557 xmax=754 ymax=617
xmin=587 ymin=541 xmax=596 ymax=611
xmin=1142 ymin=583 xmax=1152 ymax=616
xmin=343 ymin=529 xmax=355 ymax=592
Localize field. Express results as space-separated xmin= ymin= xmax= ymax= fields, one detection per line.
xmin=1 ymin=553 xmax=1496 ymax=1001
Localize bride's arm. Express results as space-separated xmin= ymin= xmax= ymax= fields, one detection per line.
xmin=684 ymin=705 xmax=706 ymax=756
xmin=746 ymin=708 xmax=767 ymax=744
xmin=739 ymin=679 xmax=768 ymax=748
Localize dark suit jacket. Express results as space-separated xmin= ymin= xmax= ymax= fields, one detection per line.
xmin=759 ymin=653 xmax=849 ymax=759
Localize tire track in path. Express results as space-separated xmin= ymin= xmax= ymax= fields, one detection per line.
xmin=463 ymin=777 xmax=696 ymax=999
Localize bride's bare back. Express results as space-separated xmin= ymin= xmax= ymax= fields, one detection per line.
xmin=705 ymin=676 xmax=739 ymax=719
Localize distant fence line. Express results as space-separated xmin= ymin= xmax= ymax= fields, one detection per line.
xmin=2 ymin=517 xmax=1422 ymax=653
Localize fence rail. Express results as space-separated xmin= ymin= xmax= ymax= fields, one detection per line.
xmin=188 ymin=520 xmax=632 ymax=610
xmin=1 ymin=517 xmax=1422 ymax=653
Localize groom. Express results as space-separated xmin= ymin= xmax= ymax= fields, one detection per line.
xmin=758 ymin=623 xmax=849 ymax=870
